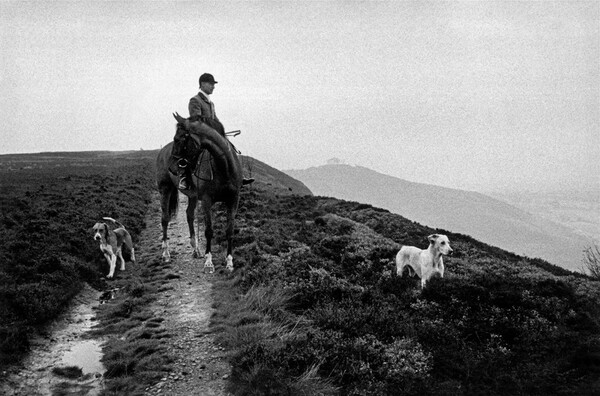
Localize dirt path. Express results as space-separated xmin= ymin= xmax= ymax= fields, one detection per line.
xmin=1 ymin=192 xmax=231 ymax=396
xmin=141 ymin=192 xmax=231 ymax=396
xmin=0 ymin=285 xmax=105 ymax=396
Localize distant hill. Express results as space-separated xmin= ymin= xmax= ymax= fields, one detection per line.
xmin=286 ymin=164 xmax=588 ymax=271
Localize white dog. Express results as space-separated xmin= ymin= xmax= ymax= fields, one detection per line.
xmin=92 ymin=217 xmax=136 ymax=278
xmin=396 ymin=234 xmax=453 ymax=288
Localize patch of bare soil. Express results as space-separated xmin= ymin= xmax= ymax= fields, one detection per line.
xmin=142 ymin=193 xmax=231 ymax=396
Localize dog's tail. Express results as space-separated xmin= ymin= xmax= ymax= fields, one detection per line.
xmin=102 ymin=217 xmax=126 ymax=229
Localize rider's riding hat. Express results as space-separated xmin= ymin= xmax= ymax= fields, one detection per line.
xmin=199 ymin=73 xmax=218 ymax=85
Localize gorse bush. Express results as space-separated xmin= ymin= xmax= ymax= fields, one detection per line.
xmin=214 ymin=186 xmax=600 ymax=396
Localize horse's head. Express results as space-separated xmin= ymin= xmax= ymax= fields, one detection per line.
xmin=173 ymin=112 xmax=188 ymax=128
xmin=173 ymin=111 xmax=188 ymax=130
xmin=172 ymin=113 xmax=201 ymax=157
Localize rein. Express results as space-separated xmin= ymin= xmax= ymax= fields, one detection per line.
xmin=186 ymin=128 xmax=240 ymax=156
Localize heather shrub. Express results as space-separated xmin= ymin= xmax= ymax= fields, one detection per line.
xmin=214 ymin=186 xmax=600 ymax=395
xmin=0 ymin=152 xmax=154 ymax=370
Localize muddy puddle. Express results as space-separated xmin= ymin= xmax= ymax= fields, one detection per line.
xmin=1 ymin=284 xmax=106 ymax=396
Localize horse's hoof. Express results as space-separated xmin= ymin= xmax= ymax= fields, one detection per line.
xmin=204 ymin=266 xmax=215 ymax=274
xmin=193 ymin=251 xmax=200 ymax=259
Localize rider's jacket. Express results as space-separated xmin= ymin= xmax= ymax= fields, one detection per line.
xmin=189 ymin=92 xmax=219 ymax=123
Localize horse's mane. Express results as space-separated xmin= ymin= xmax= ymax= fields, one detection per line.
xmin=177 ymin=119 xmax=239 ymax=181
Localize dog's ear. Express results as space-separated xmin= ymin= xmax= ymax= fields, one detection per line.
xmin=428 ymin=234 xmax=439 ymax=243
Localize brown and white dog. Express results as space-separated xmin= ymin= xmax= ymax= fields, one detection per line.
xmin=396 ymin=234 xmax=453 ymax=289
xmin=92 ymin=217 xmax=136 ymax=278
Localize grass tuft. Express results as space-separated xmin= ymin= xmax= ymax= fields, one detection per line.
xmin=290 ymin=364 xmax=338 ymax=396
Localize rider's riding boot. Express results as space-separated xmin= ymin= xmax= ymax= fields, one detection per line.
xmin=242 ymin=177 xmax=255 ymax=186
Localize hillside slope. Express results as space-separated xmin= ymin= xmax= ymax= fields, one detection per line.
xmin=286 ymin=164 xmax=587 ymax=271
xmin=212 ymin=181 xmax=600 ymax=396
xmin=241 ymin=155 xmax=312 ymax=196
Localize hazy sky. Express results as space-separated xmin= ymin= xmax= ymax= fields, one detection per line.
xmin=1 ymin=1 xmax=598 ymax=193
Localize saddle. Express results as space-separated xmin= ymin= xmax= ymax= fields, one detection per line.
xmin=193 ymin=150 xmax=215 ymax=181
xmin=169 ymin=118 xmax=242 ymax=183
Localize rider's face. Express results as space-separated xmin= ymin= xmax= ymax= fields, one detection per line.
xmin=201 ymin=82 xmax=215 ymax=95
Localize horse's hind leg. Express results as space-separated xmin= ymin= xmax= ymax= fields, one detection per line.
xmin=225 ymin=197 xmax=239 ymax=272
xmin=201 ymin=197 xmax=215 ymax=274
xmin=187 ymin=196 xmax=201 ymax=258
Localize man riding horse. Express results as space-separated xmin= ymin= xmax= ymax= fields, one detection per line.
xmin=172 ymin=73 xmax=254 ymax=190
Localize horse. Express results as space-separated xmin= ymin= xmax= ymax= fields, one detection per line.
xmin=156 ymin=113 xmax=243 ymax=273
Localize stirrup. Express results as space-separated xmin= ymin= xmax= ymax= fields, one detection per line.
xmin=178 ymin=177 xmax=189 ymax=190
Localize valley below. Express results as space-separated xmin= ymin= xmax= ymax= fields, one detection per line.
xmin=491 ymin=189 xmax=599 ymax=245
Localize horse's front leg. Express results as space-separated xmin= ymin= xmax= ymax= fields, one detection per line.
xmin=186 ymin=196 xmax=201 ymax=258
xmin=202 ymin=198 xmax=214 ymax=274
xmin=224 ymin=197 xmax=239 ymax=272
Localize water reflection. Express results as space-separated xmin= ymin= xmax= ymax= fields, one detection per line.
xmin=61 ymin=340 xmax=105 ymax=374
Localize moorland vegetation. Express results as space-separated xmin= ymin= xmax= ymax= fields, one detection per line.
xmin=0 ymin=151 xmax=154 ymax=370
xmin=212 ymin=185 xmax=600 ymax=395
xmin=1 ymin=151 xmax=599 ymax=396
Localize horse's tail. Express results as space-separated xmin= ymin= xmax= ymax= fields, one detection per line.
xmin=157 ymin=142 xmax=180 ymax=222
